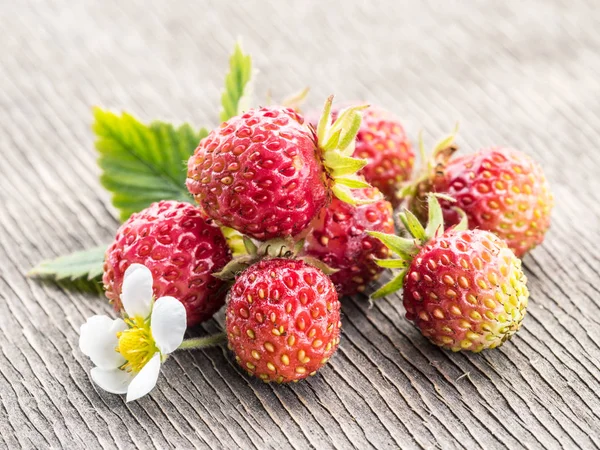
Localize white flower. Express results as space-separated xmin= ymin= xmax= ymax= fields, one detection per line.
xmin=79 ymin=264 xmax=187 ymax=402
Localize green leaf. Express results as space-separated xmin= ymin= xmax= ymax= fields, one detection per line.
xmin=28 ymin=246 xmax=106 ymax=282
xmin=372 ymin=270 xmax=407 ymax=299
xmin=220 ymin=41 xmax=254 ymax=122
xmin=367 ymin=231 xmax=416 ymax=259
xmin=94 ymin=108 xmax=208 ymax=222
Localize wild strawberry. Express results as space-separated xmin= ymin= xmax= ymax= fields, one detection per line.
xmin=103 ymin=201 xmax=232 ymax=327
xmin=370 ymin=195 xmax=529 ymax=352
xmin=186 ymin=97 xmax=373 ymax=241
xmin=225 ymin=258 xmax=341 ymax=383
xmin=405 ymin=133 xmax=553 ymax=257
xmin=303 ymin=187 xmax=395 ymax=295
xmin=354 ymin=107 xmax=414 ymax=208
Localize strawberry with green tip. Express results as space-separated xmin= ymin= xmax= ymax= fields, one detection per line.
xmin=369 ymin=195 xmax=529 ymax=352
xmin=186 ymin=96 xmax=373 ymax=241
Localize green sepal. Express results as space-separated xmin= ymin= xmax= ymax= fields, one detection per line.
xmin=327 ymin=105 xmax=369 ymax=151
xmin=398 ymin=210 xmax=426 ymax=241
xmin=332 ymin=185 xmax=377 ymax=206
xmin=431 ymin=192 xmax=457 ymax=203
xmin=316 ymin=95 xmax=334 ymax=145
xmin=424 ymin=194 xmax=445 ymax=240
xmin=372 ymin=270 xmax=407 ymax=299
xmin=213 ymin=255 xmax=255 ymax=281
xmin=452 ymin=207 xmax=469 ymax=231
xmin=337 ymin=112 xmax=363 ymax=152
xmin=374 ymin=258 xmax=407 ymax=269
xmin=367 ymin=231 xmax=416 ymax=260
xmin=299 ymin=256 xmax=339 ymax=275
xmin=433 ymin=123 xmax=459 ymax=156
xmin=281 ymin=87 xmax=310 ymax=111
xmin=293 ymin=239 xmax=305 ymax=256
xmin=323 ymin=152 xmax=367 ymax=177
xmin=398 ymin=126 xmax=460 ymax=210
xmin=335 ymin=176 xmax=372 ymax=189
xmin=322 ymin=129 xmax=342 ymax=152
xmin=243 ymin=235 xmax=258 ymax=255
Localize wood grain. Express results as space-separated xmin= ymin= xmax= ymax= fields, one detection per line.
xmin=1 ymin=0 xmax=599 ymax=448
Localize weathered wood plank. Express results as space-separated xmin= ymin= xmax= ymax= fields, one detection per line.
xmin=1 ymin=0 xmax=600 ymax=448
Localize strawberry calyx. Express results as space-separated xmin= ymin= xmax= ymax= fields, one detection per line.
xmin=213 ymin=235 xmax=337 ymax=282
xmin=315 ymin=96 xmax=379 ymax=206
xmin=367 ymin=194 xmax=468 ymax=299
xmin=398 ymin=125 xmax=459 ymax=206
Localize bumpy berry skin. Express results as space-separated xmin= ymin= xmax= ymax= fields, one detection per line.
xmin=103 ymin=201 xmax=232 ymax=327
xmin=404 ymin=229 xmax=528 ymax=352
xmin=303 ymin=188 xmax=394 ymax=295
xmin=226 ymin=259 xmax=341 ymax=383
xmin=354 ymin=107 xmax=414 ymax=208
xmin=411 ymin=147 xmax=553 ymax=257
xmin=186 ymin=107 xmax=328 ymax=241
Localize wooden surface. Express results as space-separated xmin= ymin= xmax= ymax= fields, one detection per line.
xmin=1 ymin=1 xmax=599 ymax=448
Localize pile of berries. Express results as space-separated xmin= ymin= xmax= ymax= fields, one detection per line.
xmin=102 ymin=99 xmax=553 ymax=383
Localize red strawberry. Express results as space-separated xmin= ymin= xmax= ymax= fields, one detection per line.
xmin=226 ymin=258 xmax=341 ymax=383
xmin=406 ymin=135 xmax=553 ymax=257
xmin=370 ymin=195 xmax=529 ymax=352
xmin=103 ymin=201 xmax=232 ymax=327
xmin=303 ymin=187 xmax=395 ymax=295
xmin=354 ymin=107 xmax=414 ymax=208
xmin=186 ymin=97 xmax=372 ymax=241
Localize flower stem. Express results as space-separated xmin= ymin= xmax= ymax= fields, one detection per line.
xmin=177 ymin=333 xmax=227 ymax=351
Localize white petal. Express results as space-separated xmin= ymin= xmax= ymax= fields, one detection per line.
xmin=91 ymin=367 xmax=135 ymax=394
xmin=151 ymin=296 xmax=187 ymax=354
xmin=126 ymin=353 xmax=161 ymax=402
xmin=121 ymin=263 xmax=153 ymax=318
xmin=79 ymin=315 xmax=127 ymax=370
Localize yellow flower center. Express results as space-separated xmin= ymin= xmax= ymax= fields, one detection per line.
xmin=116 ymin=317 xmax=158 ymax=373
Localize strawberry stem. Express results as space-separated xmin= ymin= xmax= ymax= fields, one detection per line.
xmin=177 ymin=333 xmax=227 ymax=351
